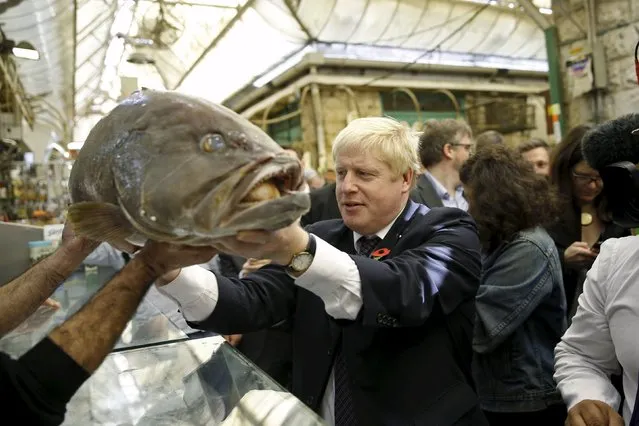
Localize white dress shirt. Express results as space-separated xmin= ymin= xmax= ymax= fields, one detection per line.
xmin=157 ymin=215 xmax=400 ymax=426
xmin=554 ymin=236 xmax=639 ymax=423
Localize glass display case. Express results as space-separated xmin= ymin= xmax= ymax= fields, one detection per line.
xmin=0 ymin=266 xmax=325 ymax=425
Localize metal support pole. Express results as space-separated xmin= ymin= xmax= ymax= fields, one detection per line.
xmin=545 ymin=26 xmax=566 ymax=139
xmin=519 ymin=0 xmax=566 ymax=140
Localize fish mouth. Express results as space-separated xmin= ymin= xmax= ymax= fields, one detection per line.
xmin=235 ymin=158 xmax=304 ymax=208
xmin=211 ymin=155 xmax=309 ymax=231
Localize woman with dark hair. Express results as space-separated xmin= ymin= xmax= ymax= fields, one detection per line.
xmin=460 ymin=145 xmax=567 ymax=425
xmin=547 ymin=125 xmax=629 ymax=319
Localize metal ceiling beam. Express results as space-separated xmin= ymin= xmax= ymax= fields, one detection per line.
xmin=240 ymin=72 xmax=550 ymax=119
xmin=517 ymin=0 xmax=551 ymax=30
xmin=283 ymin=0 xmax=314 ymax=40
xmin=172 ymin=0 xmax=257 ymax=89
xmin=159 ymin=0 xmax=239 ymax=8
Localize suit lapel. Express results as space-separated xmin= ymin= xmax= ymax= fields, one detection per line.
xmin=415 ymin=174 xmax=444 ymax=208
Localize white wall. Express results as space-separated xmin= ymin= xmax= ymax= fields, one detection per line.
xmin=22 ymin=122 xmax=59 ymax=163
xmin=74 ymin=115 xmax=103 ymax=143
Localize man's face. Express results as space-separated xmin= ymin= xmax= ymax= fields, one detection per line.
xmin=335 ymin=149 xmax=411 ymax=235
xmin=450 ymin=134 xmax=474 ymax=171
xmin=522 ymin=147 xmax=550 ymax=176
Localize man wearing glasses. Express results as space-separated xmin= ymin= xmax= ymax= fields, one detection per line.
xmin=410 ymin=119 xmax=475 ymax=211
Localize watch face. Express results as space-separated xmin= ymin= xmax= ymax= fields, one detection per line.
xmin=291 ymin=252 xmax=313 ymax=271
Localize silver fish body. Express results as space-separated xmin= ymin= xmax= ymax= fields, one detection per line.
xmin=68 ymin=89 xmax=310 ymax=246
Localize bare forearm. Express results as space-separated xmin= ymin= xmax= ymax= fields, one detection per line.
xmin=0 ymin=247 xmax=88 ymax=337
xmin=48 ymin=257 xmax=158 ymax=372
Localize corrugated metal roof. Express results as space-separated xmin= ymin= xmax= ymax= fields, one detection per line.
xmin=2 ymin=0 xmax=552 ymax=136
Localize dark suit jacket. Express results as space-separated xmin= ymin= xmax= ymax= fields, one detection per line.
xmin=194 ymin=201 xmax=485 ymax=425
xmin=216 ymin=253 xmax=293 ymax=389
xmin=300 ymin=182 xmax=341 ymax=226
xmin=410 ymin=174 xmax=444 ymax=208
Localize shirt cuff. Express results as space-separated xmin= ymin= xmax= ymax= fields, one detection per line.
xmin=295 ymin=234 xmax=362 ymax=319
xmin=560 ymin=379 xmax=621 ymax=412
xmin=156 ymin=266 xmax=219 ymax=322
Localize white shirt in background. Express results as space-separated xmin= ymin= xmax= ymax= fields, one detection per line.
xmin=554 ymin=235 xmax=639 ymax=423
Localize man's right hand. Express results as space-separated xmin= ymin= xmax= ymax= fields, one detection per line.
xmin=136 ymin=241 xmax=217 ymax=279
xmin=566 ymin=400 xmax=623 ymax=426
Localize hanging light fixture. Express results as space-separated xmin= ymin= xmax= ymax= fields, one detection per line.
xmin=0 ymin=39 xmax=40 ymax=61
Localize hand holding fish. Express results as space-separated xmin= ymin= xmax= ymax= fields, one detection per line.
xmin=214 ymin=222 xmax=309 ymax=267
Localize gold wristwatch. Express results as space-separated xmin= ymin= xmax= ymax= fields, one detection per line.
xmin=285 ymin=233 xmax=316 ymax=276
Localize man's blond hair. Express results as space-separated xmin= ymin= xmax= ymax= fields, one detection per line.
xmin=332 ymin=117 xmax=421 ymax=188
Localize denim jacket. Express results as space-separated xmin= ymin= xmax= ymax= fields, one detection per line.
xmin=472 ymin=227 xmax=567 ymax=412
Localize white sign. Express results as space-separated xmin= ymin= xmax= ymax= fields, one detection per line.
xmin=43 ymin=224 xmax=65 ymax=241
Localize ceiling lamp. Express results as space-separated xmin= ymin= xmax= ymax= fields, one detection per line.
xmin=0 ymin=39 xmax=39 ymax=61
xmin=126 ymin=52 xmax=155 ymax=65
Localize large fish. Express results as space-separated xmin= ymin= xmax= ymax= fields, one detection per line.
xmin=67 ymin=89 xmax=310 ymax=247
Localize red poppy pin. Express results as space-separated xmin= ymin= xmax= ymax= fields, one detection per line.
xmin=371 ymin=248 xmax=391 ymax=260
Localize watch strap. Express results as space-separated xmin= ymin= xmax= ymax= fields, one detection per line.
xmin=306 ymin=233 xmax=317 ymax=256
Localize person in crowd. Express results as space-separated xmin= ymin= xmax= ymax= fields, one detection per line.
xmin=554 ymin=113 xmax=639 ymax=426
xmin=460 ymin=144 xmax=567 ymax=425
xmin=155 ymin=116 xmax=487 ymax=425
xmin=546 ymin=126 xmax=629 ymax=319
xmin=410 ymin=118 xmax=474 ymax=210
xmin=518 ymin=138 xmax=551 ymax=176
xmin=474 ymin=131 xmax=505 ymax=152
xmin=284 ymin=148 xmax=325 ymax=189
xmin=0 ymin=223 xmax=216 ymax=425
xmin=300 ymin=181 xmax=340 ymax=226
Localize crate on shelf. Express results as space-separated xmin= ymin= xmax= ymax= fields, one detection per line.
xmin=465 ymin=99 xmax=536 ymax=135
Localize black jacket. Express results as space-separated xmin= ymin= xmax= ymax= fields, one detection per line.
xmin=192 ymin=201 xmax=487 ymax=425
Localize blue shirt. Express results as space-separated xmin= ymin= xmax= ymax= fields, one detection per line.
xmin=423 ymin=171 xmax=468 ymax=211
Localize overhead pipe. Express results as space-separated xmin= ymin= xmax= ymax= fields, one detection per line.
xmin=258 ymin=85 xmax=310 ymax=131
xmin=309 ymin=67 xmax=327 ymax=171
xmin=432 ymin=88 xmax=462 ymax=117
xmin=336 ymin=85 xmax=361 ymax=120
xmin=391 ymin=87 xmax=422 ymax=124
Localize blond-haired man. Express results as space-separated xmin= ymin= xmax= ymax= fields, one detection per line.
xmin=156 ymin=117 xmax=486 ymax=425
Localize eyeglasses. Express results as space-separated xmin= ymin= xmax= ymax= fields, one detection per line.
xmin=451 ymin=143 xmax=475 ymax=154
xmin=572 ymin=171 xmax=602 ymax=185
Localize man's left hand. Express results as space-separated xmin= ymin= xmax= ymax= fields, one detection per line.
xmin=214 ymin=223 xmax=309 ymax=266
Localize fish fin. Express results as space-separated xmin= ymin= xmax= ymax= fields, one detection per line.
xmin=67 ymin=202 xmax=135 ymax=243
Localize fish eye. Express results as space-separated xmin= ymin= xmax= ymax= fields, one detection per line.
xmin=200 ymin=134 xmax=226 ymax=153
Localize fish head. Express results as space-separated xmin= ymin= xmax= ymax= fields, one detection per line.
xmin=112 ymin=90 xmax=310 ymax=244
